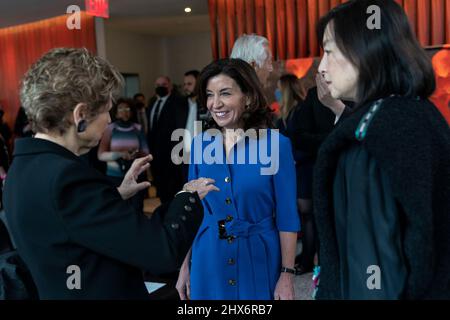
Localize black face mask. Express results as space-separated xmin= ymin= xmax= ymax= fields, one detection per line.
xmin=155 ymin=86 xmax=169 ymax=97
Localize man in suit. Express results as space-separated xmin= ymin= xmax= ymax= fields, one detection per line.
xmin=182 ymin=70 xmax=200 ymax=154
xmin=147 ymin=76 xmax=189 ymax=204
xmin=181 ymin=70 xmax=210 ymax=180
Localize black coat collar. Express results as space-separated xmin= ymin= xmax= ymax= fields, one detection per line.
xmin=13 ymin=137 xmax=81 ymax=162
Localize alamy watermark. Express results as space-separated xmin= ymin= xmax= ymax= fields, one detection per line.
xmin=171 ymin=123 xmax=280 ymax=176
xmin=66 ymin=265 xmax=81 ymax=290
xmin=366 ymin=265 xmax=381 ymax=290
xmin=66 ymin=5 xmax=81 ymax=30
xmin=367 ymin=5 xmax=381 ymax=30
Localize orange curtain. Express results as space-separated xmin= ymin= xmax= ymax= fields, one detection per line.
xmin=447 ymin=0 xmax=450 ymax=44
xmin=430 ymin=47 xmax=450 ymax=125
xmin=285 ymin=0 xmax=296 ymax=59
xmin=265 ymin=0 xmax=276 ymax=58
xmin=0 ymin=12 xmax=96 ymax=129
xmin=208 ymin=0 xmax=450 ymax=60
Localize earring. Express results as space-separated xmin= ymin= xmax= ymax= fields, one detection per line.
xmin=77 ymin=120 xmax=87 ymax=133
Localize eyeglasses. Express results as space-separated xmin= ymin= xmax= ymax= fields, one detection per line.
xmin=118 ymin=107 xmax=131 ymax=112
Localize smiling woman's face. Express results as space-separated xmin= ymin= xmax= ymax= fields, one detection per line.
xmin=206 ymin=74 xmax=248 ymax=130
xmin=318 ymin=22 xmax=359 ymax=101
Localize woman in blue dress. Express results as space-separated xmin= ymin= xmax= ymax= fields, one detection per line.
xmin=176 ymin=58 xmax=300 ymax=300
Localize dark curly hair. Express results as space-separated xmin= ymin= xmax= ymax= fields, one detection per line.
xmin=197 ymin=58 xmax=273 ymax=131
xmin=110 ymin=97 xmax=135 ymax=122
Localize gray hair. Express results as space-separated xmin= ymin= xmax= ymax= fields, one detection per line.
xmin=230 ymin=34 xmax=269 ymax=68
xmin=20 ymin=48 xmax=123 ymax=135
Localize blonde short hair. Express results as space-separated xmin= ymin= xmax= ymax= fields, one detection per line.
xmin=20 ymin=48 xmax=124 ymax=134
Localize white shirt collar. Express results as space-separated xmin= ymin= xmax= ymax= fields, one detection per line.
xmin=158 ymin=95 xmax=169 ymax=103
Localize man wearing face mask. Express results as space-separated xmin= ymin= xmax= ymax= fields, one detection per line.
xmin=147 ymin=76 xmax=189 ymax=204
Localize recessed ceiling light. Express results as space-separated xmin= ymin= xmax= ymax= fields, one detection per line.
xmin=185 ymin=7 xmax=192 ymax=13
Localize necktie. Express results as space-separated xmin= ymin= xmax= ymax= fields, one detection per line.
xmin=151 ymin=99 xmax=162 ymax=130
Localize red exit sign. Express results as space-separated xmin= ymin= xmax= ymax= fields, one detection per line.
xmin=85 ymin=0 xmax=109 ymax=18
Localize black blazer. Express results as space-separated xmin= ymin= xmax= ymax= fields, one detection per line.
xmin=146 ymin=94 xmax=189 ymax=154
xmin=292 ymin=87 xmax=337 ymax=161
xmin=3 ymin=138 xmax=203 ymax=299
xmin=146 ymin=94 xmax=189 ymax=202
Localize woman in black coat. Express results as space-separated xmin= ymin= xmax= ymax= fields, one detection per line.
xmin=314 ymin=0 xmax=450 ymax=299
xmin=3 ymin=48 xmax=219 ymax=299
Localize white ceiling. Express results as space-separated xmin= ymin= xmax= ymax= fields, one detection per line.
xmin=0 ymin=0 xmax=210 ymax=35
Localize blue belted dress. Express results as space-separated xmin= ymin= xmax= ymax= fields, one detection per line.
xmin=189 ymin=129 xmax=300 ymax=299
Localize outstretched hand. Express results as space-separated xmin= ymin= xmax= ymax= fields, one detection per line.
xmin=117 ymin=154 xmax=152 ymax=200
xmin=183 ymin=177 xmax=220 ymax=200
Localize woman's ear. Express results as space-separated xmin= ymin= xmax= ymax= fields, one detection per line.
xmin=245 ymin=96 xmax=252 ymax=108
xmin=73 ymin=103 xmax=89 ymax=132
xmin=72 ymin=103 xmax=88 ymax=124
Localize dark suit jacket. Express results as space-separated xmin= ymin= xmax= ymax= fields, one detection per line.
xmin=292 ymin=87 xmax=336 ymax=162
xmin=146 ymin=94 xmax=189 ymax=203
xmin=180 ymin=97 xmax=211 ymax=181
xmin=3 ymin=138 xmax=203 ymax=299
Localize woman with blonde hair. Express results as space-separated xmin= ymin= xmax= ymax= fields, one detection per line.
xmin=277 ymin=74 xmax=306 ymax=123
